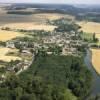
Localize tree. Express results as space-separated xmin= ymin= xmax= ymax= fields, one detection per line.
xmin=93 ymin=33 xmax=98 ymax=43
xmin=20 ymin=93 xmax=36 ymax=100
xmin=5 ymin=73 xmax=20 ymax=89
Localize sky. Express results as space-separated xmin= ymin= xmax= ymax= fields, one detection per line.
xmin=0 ymin=0 xmax=100 ymax=4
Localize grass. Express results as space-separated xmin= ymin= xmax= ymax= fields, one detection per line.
xmin=81 ymin=32 xmax=93 ymax=41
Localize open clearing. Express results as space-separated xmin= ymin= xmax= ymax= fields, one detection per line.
xmin=33 ymin=13 xmax=74 ymax=21
xmin=91 ymin=49 xmax=100 ymax=75
xmin=0 ymin=30 xmax=24 ymax=42
xmin=2 ymin=23 xmax=57 ymax=31
xmin=0 ymin=47 xmax=21 ymax=62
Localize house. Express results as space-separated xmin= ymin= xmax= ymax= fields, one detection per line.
xmin=0 ymin=74 xmax=5 ymax=83
xmin=6 ymin=41 xmax=15 ymax=48
xmin=22 ymin=50 xmax=31 ymax=55
xmin=47 ymin=52 xmax=53 ymax=55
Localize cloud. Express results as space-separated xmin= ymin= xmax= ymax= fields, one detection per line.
xmin=0 ymin=0 xmax=100 ymax=4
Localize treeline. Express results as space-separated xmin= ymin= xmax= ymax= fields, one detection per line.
xmin=20 ymin=52 xmax=93 ymax=100
xmin=7 ymin=11 xmax=34 ymax=15
xmin=76 ymin=13 xmax=100 ymax=22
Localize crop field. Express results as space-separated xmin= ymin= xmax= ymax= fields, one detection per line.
xmin=0 ymin=13 xmax=74 ymax=31
xmin=78 ymin=21 xmax=100 ymax=33
xmin=91 ymin=49 xmax=100 ymax=75
xmin=33 ymin=13 xmax=74 ymax=21
xmin=0 ymin=7 xmax=74 ymax=25
xmin=0 ymin=30 xmax=24 ymax=42
xmin=0 ymin=47 xmax=21 ymax=62
xmin=2 ymin=23 xmax=57 ymax=31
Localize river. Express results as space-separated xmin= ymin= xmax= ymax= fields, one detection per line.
xmin=84 ymin=50 xmax=100 ymax=96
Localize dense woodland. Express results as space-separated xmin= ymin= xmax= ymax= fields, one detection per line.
xmin=21 ymin=51 xmax=94 ymax=99
xmin=0 ymin=74 xmax=77 ymax=100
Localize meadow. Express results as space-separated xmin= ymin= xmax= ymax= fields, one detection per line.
xmin=81 ymin=32 xmax=93 ymax=42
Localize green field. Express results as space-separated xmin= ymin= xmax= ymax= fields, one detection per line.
xmin=81 ymin=32 xmax=93 ymax=42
